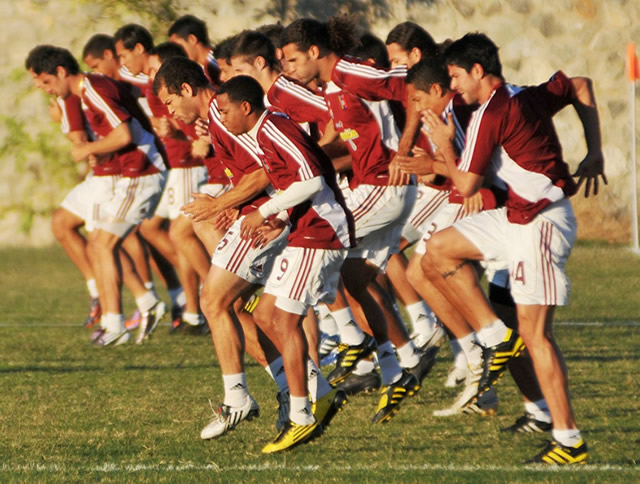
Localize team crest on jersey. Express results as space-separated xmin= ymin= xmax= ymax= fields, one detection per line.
xmin=338 ymin=94 xmax=348 ymax=110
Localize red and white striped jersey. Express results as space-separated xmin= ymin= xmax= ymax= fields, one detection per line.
xmin=250 ymin=111 xmax=354 ymax=250
xmin=207 ymin=96 xmax=269 ymax=214
xmin=459 ymin=71 xmax=578 ymax=224
xmin=202 ymin=50 xmax=220 ymax=87
xmin=332 ymin=57 xmax=408 ymax=104
xmin=81 ymin=73 xmax=168 ymax=177
xmin=267 ymin=74 xmax=330 ymax=126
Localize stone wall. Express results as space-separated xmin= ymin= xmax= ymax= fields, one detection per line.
xmin=1 ymin=0 xmax=638 ymax=246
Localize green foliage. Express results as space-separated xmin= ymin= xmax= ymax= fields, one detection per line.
xmin=76 ymin=0 xmax=180 ymax=35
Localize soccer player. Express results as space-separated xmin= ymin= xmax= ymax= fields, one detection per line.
xmin=167 ymin=14 xmax=220 ymax=85
xmin=216 ymin=75 xmax=353 ymax=452
xmin=27 ymin=45 xmax=169 ymax=346
xmin=281 ymin=17 xmax=424 ymax=423
xmin=421 ymin=33 xmax=604 ymax=464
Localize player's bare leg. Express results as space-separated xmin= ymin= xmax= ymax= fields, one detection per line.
xmin=51 ymin=207 xmax=94 ymax=282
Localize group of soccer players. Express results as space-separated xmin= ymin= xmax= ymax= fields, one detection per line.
xmin=25 ymin=13 xmax=606 ymax=463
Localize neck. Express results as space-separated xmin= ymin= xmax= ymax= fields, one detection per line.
xmin=436 ymin=91 xmax=456 ymax=115
xmin=196 ymin=44 xmax=212 ymax=66
xmin=198 ymin=87 xmax=217 ymax=118
xmin=69 ymin=73 xmax=85 ymax=97
xmin=246 ymin=108 xmax=266 ymax=133
xmin=262 ymin=70 xmax=280 ymax=93
xmin=317 ymin=52 xmax=339 ymax=83
xmin=477 ymin=74 xmax=503 ymax=104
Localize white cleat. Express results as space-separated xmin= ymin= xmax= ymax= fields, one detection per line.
xmin=136 ymin=301 xmax=167 ymax=344
xmin=445 ymin=365 xmax=469 ymax=388
xmin=200 ymin=395 xmax=259 ymax=440
xmin=411 ymin=324 xmax=446 ymax=352
xmin=93 ymin=328 xmax=130 ymax=347
xmin=433 ymin=363 xmax=485 ymax=417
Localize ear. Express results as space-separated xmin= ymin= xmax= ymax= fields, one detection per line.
xmin=471 ymin=63 xmax=485 ymax=79
xmin=56 ymin=65 xmax=68 ymax=78
xmin=309 ymin=45 xmax=320 ymax=60
xmin=133 ymin=42 xmax=146 ymax=55
xmin=255 ymin=56 xmax=266 ymax=71
xmin=188 ymin=34 xmax=199 ymax=46
xmin=409 ymin=47 xmax=422 ymax=64
xmin=240 ymin=100 xmax=253 ymax=115
xmin=430 ymin=83 xmax=443 ymax=97
xmin=181 ymin=82 xmax=194 ymax=97
xmin=103 ymin=49 xmax=114 ymax=61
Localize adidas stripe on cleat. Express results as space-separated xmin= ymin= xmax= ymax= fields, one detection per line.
xmin=502 ymin=413 xmax=552 ymax=433
xmin=200 ymin=396 xmax=259 ymax=440
xmin=262 ymin=419 xmax=322 ymax=454
xmin=478 ymin=328 xmax=525 ymax=393
xmin=327 ymin=334 xmax=376 ymax=385
xmin=371 ymin=371 xmax=420 ymax=424
xmin=526 ymin=439 xmax=588 ymax=465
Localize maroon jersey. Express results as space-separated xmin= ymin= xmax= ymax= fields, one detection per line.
xmin=144 ymin=81 xmax=204 ymax=169
xmin=202 ymin=50 xmax=221 ymax=87
xmin=459 ymin=71 xmax=578 ymax=224
xmin=81 ymin=74 xmax=167 ymax=177
xmin=332 ymin=57 xmax=408 ymax=105
xmin=207 ymin=96 xmax=269 ymax=214
xmin=252 ymin=111 xmax=354 ymax=250
xmin=267 ymin=74 xmax=331 ymax=126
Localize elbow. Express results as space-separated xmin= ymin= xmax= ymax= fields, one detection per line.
xmin=456 ymin=183 xmax=477 ymax=198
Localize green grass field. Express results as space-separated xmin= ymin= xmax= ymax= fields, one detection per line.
xmin=1 ymin=244 xmax=639 ymax=482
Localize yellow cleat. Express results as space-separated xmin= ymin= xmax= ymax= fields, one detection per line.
xmin=262 ymin=419 xmax=323 ymax=454
xmin=526 ymin=439 xmax=589 ymax=465
xmin=312 ymin=387 xmax=347 ymax=429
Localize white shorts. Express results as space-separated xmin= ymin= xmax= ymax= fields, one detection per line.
xmin=344 ymin=184 xmax=417 ymax=270
xmin=265 ymin=246 xmax=347 ymax=315
xmin=155 ymin=166 xmax=209 ymax=220
xmin=60 ymin=174 xmax=120 ymax=232
xmin=401 ymin=185 xmax=450 ymax=244
xmin=94 ymin=172 xmax=167 ymax=237
xmin=453 ymin=198 xmax=577 ymax=306
xmin=414 ymin=202 xmax=468 ymax=256
xmin=212 ymin=215 xmax=289 ymax=285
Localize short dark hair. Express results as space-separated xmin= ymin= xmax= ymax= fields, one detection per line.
xmin=444 ymin=33 xmax=503 ymax=79
xmin=114 ymin=24 xmax=154 ymax=52
xmin=82 ymin=34 xmax=116 ymax=60
xmin=385 ymin=22 xmax=438 ymax=60
xmin=348 ymin=32 xmax=390 ymax=69
xmin=231 ymin=30 xmax=279 ymax=70
xmin=405 ymin=57 xmax=451 ymax=93
xmin=168 ymin=15 xmax=210 ymax=45
xmin=213 ymin=35 xmax=239 ymax=63
xmin=280 ymin=16 xmax=357 ymax=57
xmin=25 ymin=45 xmax=79 ymax=75
xmin=149 ymin=41 xmax=188 ymax=63
xmin=152 ymin=56 xmax=209 ymax=96
xmin=216 ymin=75 xmax=265 ymax=111
xmin=257 ymin=23 xmax=284 ymax=49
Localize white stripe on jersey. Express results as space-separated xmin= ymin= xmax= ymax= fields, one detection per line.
xmin=118 ymin=65 xmax=149 ymax=85
xmin=128 ymin=118 xmax=166 ymax=172
xmin=335 ymin=59 xmax=407 ymax=79
xmin=57 ymin=97 xmax=70 ymax=134
xmin=206 ymin=50 xmax=219 ymax=70
xmin=274 ymin=76 xmax=328 ymax=112
xmin=84 ymin=78 xmax=123 ymax=129
xmin=311 ymin=179 xmax=353 ymax=248
xmin=208 ymin=100 xmax=264 ymax=167
xmin=262 ymin=119 xmax=315 ymax=181
xmin=360 ymin=98 xmax=401 ymax=152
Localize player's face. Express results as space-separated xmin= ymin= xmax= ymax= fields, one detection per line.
xmin=216 ymin=93 xmax=248 ymax=136
xmin=410 ymin=84 xmax=441 ymax=114
xmin=84 ymin=52 xmax=119 ymax=78
xmin=157 ymin=84 xmax=199 ymax=124
xmin=218 ymin=59 xmax=235 ymax=83
xmin=230 ymin=56 xmax=260 ymax=80
xmin=147 ymin=55 xmax=162 ymax=81
xmin=448 ymin=64 xmax=482 ymax=105
xmin=115 ymin=40 xmax=144 ymax=75
xmin=29 ymin=68 xmax=69 ymax=97
xmin=281 ymin=43 xmax=318 ymax=86
xmin=169 ymin=34 xmax=198 ymax=61
xmin=386 ymin=42 xmax=411 ymax=68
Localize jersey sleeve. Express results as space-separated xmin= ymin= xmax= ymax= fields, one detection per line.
xmin=268 ymin=75 xmax=330 ymax=125
xmin=59 ymin=95 xmax=85 ymax=134
xmin=331 ymin=57 xmax=407 ymax=103
xmin=84 ymin=77 xmax=131 ymax=129
xmin=524 ymin=71 xmax=575 ymax=118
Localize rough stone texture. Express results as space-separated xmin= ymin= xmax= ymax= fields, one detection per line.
xmin=1 ymin=0 xmax=638 ymax=245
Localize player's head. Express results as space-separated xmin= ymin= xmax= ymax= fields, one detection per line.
xmin=348 ymin=32 xmax=390 ymax=68
xmin=113 ymin=23 xmax=154 ymax=75
xmin=230 ymin=30 xmax=279 ymax=81
xmin=443 ymin=33 xmax=503 ymax=104
xmin=25 ymin=45 xmax=78 ymax=97
xmin=216 ymin=75 xmax=265 ymax=135
xmin=257 ymin=23 xmax=285 ymax=60
xmin=82 ymin=34 xmax=119 ymax=78
xmin=280 ymin=16 xmax=357 ymax=85
xmin=385 ymin=22 xmax=438 ymax=68
xmin=148 ymin=42 xmax=188 ymax=81
xmin=153 ymin=56 xmax=209 ymax=124
xmin=168 ymin=14 xmax=210 ymax=60
xmin=214 ymin=35 xmax=240 ymax=83
xmin=405 ymin=57 xmax=451 ymax=113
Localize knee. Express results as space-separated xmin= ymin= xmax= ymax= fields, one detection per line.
xmin=420 ymin=253 xmax=440 ymax=281
xmin=425 ymin=233 xmax=446 ymax=261
xmin=51 ymin=209 xmax=71 ymax=240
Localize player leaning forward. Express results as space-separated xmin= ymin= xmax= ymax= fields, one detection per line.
xmin=422 ymin=33 xmax=605 ymax=464
xmin=215 ymin=75 xmax=354 ymax=453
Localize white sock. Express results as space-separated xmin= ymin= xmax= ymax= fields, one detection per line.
xmin=182 ymin=312 xmax=201 ymax=326
xmin=103 ymin=312 xmax=125 ymax=333
xmin=318 ymin=313 xmax=338 ymax=336
xmin=353 ymin=358 xmax=376 ymax=376
xmin=168 ymin=287 xmax=185 ymax=308
xmin=406 ymin=301 xmax=436 ymax=334
xmin=316 ymin=304 xmax=331 ymax=320
xmin=222 ymin=373 xmax=249 ymax=408
xmin=449 ymin=338 xmax=468 ymax=369
xmin=458 ymin=332 xmax=482 ymax=367
xmin=332 ymin=307 xmax=365 ymax=346
xmin=86 ymin=279 xmax=99 ymax=299
xmin=476 ymin=319 xmax=509 ymax=348
xmin=289 ymin=395 xmax=315 ymax=425
xmin=376 ymin=341 xmax=403 ymax=386
xmin=265 ymin=357 xmax=289 ymax=393
xmin=396 ymin=341 xmax=421 ymax=369
xmin=552 ymin=428 xmax=582 ymax=447
xmin=135 ymin=291 xmax=159 ymax=313
xmin=525 ymin=399 xmax=552 ymax=423
xmin=307 ymin=359 xmax=332 ymax=403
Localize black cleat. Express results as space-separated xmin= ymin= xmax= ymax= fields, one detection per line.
xmin=371 ymin=371 xmax=420 ymax=424
xmin=502 ymin=413 xmax=552 ymax=433
xmin=339 ymin=370 xmax=381 ymax=396
xmin=327 ymin=334 xmax=376 ymax=385
xmin=526 ymin=439 xmax=588 ymax=465
xmin=478 ymin=328 xmax=525 ymax=393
